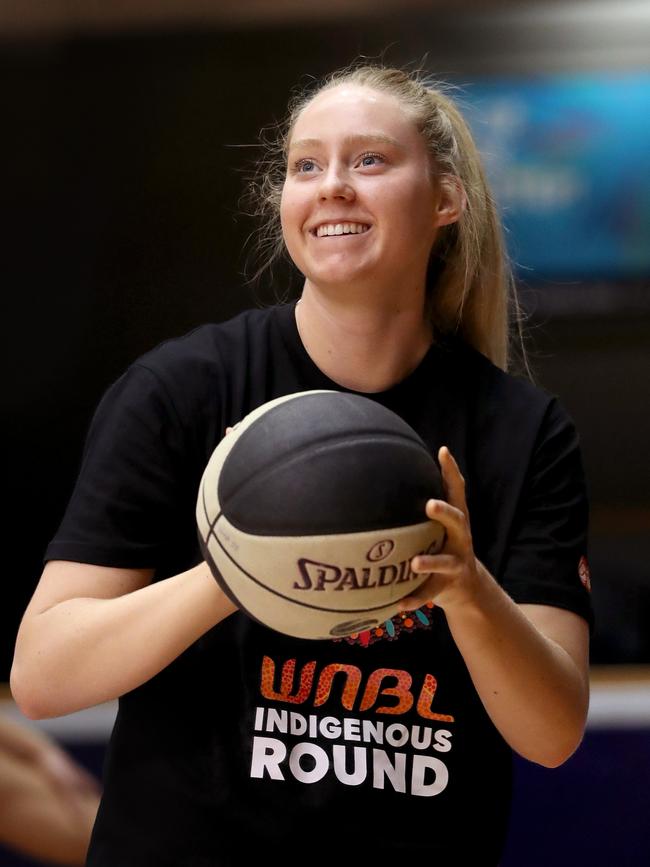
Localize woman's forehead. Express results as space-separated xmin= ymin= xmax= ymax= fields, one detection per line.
xmin=289 ymin=84 xmax=418 ymax=145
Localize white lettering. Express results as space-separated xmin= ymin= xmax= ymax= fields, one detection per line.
xmin=319 ymin=716 xmax=342 ymax=739
xmin=362 ymin=720 xmax=384 ymax=745
xmin=385 ymin=723 xmax=409 ymax=748
xmin=411 ymin=755 xmax=449 ymax=797
xmin=250 ymin=736 xmax=286 ymax=780
xmin=290 ymin=712 xmax=307 ymax=736
xmin=372 ymin=749 xmax=407 ymax=793
xmin=410 ymin=725 xmax=432 ymax=750
xmin=332 ymin=745 xmax=367 ymax=786
xmin=266 ymin=708 xmax=288 ymax=734
xmin=254 ymin=706 xmax=264 ymax=731
xmin=289 ymin=742 xmax=329 ymax=784
xmin=343 ymin=718 xmax=361 ymax=741
xmin=433 ymin=730 xmax=453 ymax=753
xmin=249 ymin=737 xmax=451 ymax=797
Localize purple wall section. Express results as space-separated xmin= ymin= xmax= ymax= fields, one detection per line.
xmin=502 ymin=729 xmax=650 ymax=867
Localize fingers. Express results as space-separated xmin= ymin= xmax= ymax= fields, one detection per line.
xmin=411 ymin=553 xmax=458 ymax=575
xmin=426 ymin=446 xmax=472 ymax=549
xmin=404 ymin=448 xmax=476 ymax=612
xmin=399 ymin=555 xmax=457 ymax=610
xmin=399 ymin=593 xmax=434 ymax=611
xmin=438 ymin=446 xmax=467 ymax=512
xmin=424 ymin=498 xmax=469 ymax=547
xmin=399 ymin=575 xmax=438 ymax=610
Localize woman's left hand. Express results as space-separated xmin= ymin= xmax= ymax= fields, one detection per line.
xmin=400 ymin=446 xmax=490 ymax=613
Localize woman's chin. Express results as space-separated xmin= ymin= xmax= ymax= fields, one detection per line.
xmin=303 ymin=262 xmax=381 ymax=293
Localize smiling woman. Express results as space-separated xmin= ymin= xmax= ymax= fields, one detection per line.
xmin=11 ymin=61 xmax=593 ymax=867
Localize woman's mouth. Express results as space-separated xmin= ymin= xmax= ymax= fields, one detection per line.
xmin=313 ymin=222 xmax=371 ymax=238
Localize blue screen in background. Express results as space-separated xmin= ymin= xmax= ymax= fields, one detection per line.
xmin=460 ymin=73 xmax=650 ymax=281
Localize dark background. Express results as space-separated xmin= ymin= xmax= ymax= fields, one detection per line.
xmin=3 ymin=2 xmax=649 ymax=678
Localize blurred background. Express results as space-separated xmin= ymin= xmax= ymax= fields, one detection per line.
xmin=2 ymin=0 xmax=649 ymax=864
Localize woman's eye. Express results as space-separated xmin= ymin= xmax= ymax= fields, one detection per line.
xmin=359 ymin=152 xmax=383 ymax=167
xmin=294 ymin=159 xmax=317 ymax=173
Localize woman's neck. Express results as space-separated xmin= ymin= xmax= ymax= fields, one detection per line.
xmin=295 ymin=282 xmax=432 ymax=393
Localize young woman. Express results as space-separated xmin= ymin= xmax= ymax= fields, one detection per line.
xmin=11 ymin=65 xmax=593 ymax=865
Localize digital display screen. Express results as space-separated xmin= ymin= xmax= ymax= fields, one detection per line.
xmin=462 ymin=73 xmax=650 ymax=280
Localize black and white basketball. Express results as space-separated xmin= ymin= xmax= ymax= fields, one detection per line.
xmin=196 ymin=391 xmax=445 ymax=640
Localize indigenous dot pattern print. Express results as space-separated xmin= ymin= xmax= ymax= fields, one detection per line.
xmin=334 ymin=602 xmax=436 ymax=648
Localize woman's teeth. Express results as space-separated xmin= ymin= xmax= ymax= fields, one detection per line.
xmin=315 ymin=223 xmax=370 ymax=237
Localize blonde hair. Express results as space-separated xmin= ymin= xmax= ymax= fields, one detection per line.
xmin=244 ymin=62 xmax=526 ymax=373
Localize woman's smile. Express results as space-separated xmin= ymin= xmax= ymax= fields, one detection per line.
xmin=312 ymin=222 xmax=371 ymax=237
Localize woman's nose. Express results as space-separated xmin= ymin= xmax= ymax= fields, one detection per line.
xmin=318 ymin=164 xmax=355 ymax=201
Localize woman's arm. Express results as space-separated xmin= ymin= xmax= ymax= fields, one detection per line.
xmin=439 ymin=578 xmax=588 ymax=768
xmin=402 ymin=447 xmax=589 ymax=768
xmin=11 ymin=559 xmax=237 ymax=720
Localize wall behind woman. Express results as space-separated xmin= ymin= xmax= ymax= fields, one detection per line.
xmin=3 ymin=5 xmax=649 ymax=680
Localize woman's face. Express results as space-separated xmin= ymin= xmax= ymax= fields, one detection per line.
xmin=280 ymin=84 xmax=444 ymax=298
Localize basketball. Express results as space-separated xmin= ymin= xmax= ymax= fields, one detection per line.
xmin=196 ymin=390 xmax=446 ymax=640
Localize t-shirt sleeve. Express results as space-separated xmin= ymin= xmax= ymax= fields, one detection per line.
xmin=499 ymin=397 xmax=595 ymax=633
xmin=44 ymin=362 xmax=191 ymax=570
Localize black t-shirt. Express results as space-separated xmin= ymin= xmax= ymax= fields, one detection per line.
xmin=45 ymin=302 xmax=593 ymax=866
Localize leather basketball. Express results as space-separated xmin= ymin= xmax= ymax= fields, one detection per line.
xmin=196 ymin=390 xmax=445 ymax=639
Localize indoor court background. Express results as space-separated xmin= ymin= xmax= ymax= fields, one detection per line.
xmin=3 ymin=1 xmax=649 ymax=865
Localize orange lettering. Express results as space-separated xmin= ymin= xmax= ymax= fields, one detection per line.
xmin=359 ymin=668 xmax=414 ymax=715
xmin=260 ymin=656 xmax=316 ymax=705
xmin=416 ymin=673 xmax=454 ymax=722
xmin=314 ymin=664 xmax=362 ymax=710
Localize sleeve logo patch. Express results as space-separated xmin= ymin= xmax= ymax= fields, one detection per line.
xmin=578 ymin=555 xmax=592 ymax=592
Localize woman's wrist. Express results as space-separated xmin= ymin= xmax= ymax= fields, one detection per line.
xmin=190 ymin=560 xmax=239 ymax=621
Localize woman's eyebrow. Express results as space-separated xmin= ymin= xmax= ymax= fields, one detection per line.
xmin=288 ymin=133 xmax=404 ymax=152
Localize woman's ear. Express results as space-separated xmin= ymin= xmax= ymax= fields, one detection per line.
xmin=434 ymin=175 xmax=467 ymax=228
